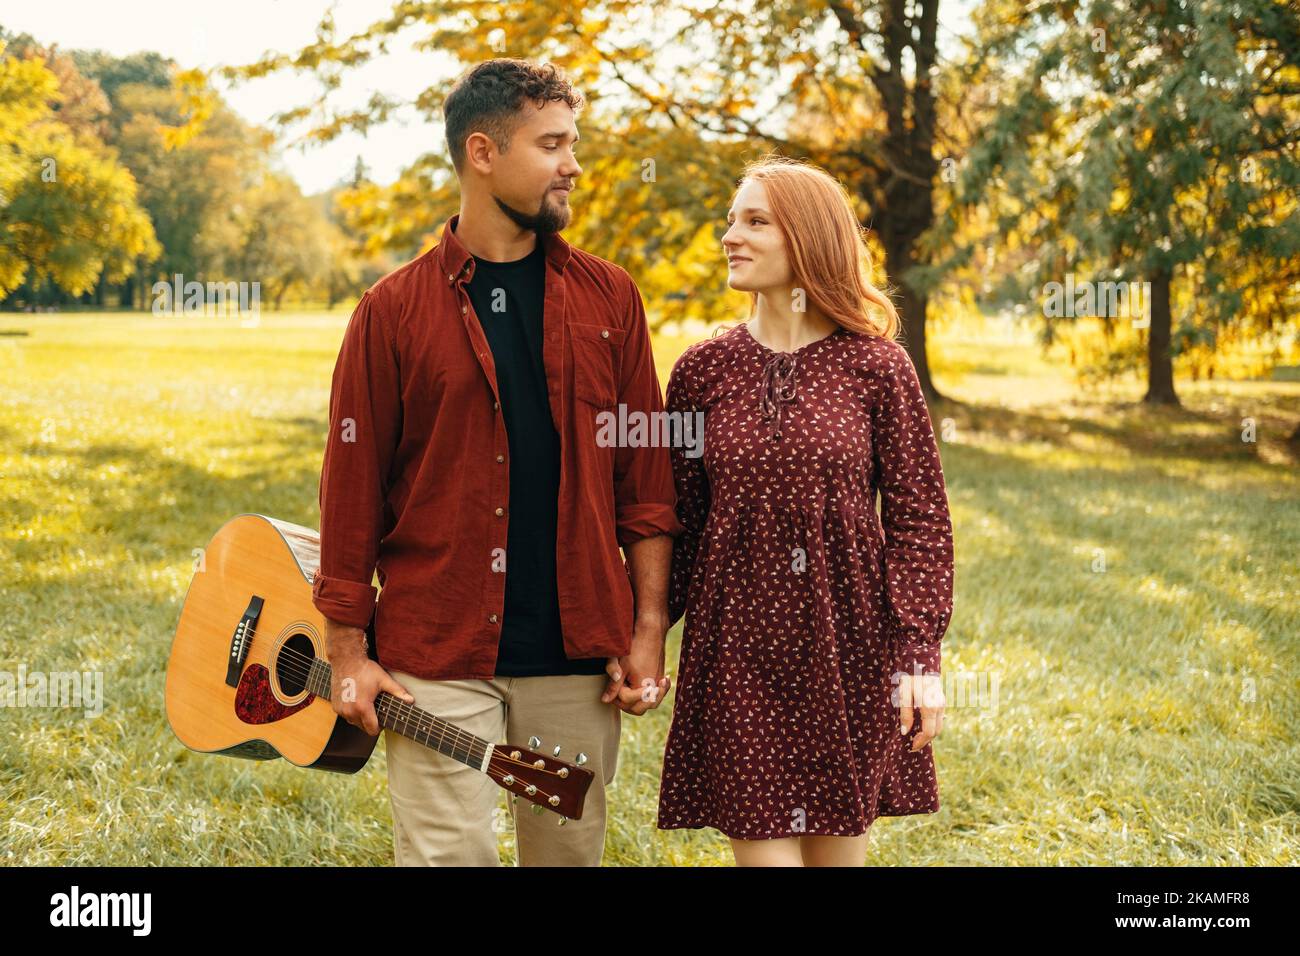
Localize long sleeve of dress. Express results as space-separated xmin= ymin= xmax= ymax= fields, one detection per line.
xmin=665 ymin=349 xmax=711 ymax=629
xmin=870 ymin=339 xmax=954 ymax=677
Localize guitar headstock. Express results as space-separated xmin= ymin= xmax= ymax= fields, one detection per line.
xmin=486 ymin=741 xmax=594 ymax=821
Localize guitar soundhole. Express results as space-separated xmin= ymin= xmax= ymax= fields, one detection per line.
xmin=275 ymin=632 xmax=317 ymax=697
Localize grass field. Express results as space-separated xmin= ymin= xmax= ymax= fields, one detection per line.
xmin=2 ymin=308 xmax=1297 ymax=865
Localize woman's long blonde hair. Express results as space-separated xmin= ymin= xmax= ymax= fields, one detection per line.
xmin=731 ymin=154 xmax=900 ymax=339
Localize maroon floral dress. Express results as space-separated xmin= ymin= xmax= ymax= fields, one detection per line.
xmin=657 ymin=321 xmax=955 ymax=840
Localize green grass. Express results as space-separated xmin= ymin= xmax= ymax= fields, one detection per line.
xmin=2 ymin=309 xmax=1297 ymax=865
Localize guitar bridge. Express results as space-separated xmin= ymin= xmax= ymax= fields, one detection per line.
xmin=225 ymin=595 xmax=264 ymax=688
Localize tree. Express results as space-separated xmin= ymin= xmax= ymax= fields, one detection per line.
xmin=943 ymin=0 xmax=1300 ymax=405
xmin=229 ymin=171 xmax=333 ymax=309
xmin=230 ymin=1 xmax=954 ymax=397
xmin=110 ymin=81 xmax=265 ymax=299
xmin=0 ymin=43 xmax=159 ymax=300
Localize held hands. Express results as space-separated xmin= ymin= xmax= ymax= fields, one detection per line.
xmin=601 ymin=615 xmax=671 ymax=716
xmin=896 ymin=670 xmax=945 ymax=753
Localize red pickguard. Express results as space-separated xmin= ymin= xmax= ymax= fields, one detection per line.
xmin=234 ymin=663 xmax=314 ymax=724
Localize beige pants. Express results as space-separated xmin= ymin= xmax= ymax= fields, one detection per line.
xmin=384 ymin=671 xmax=620 ymax=866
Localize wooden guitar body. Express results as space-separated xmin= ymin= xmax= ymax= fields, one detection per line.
xmin=164 ymin=514 xmax=595 ymax=820
xmin=165 ymin=513 xmax=377 ymax=773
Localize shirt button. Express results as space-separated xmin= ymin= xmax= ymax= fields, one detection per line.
xmin=489 ymin=614 xmax=498 ymax=624
xmin=493 ymin=401 xmax=500 ymax=410
xmin=601 ymin=329 xmax=610 ymax=338
xmin=495 ymin=507 xmax=504 ymax=516
xmin=496 ymin=454 xmax=505 ymax=463
xmin=447 ymin=274 xmax=453 ymax=281
xmin=461 ymin=305 xmax=467 ymax=314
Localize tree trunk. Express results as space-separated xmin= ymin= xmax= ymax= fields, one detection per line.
xmin=906 ymin=279 xmax=937 ymax=399
xmin=1143 ymin=267 xmax=1179 ymax=405
xmin=881 ymin=242 xmax=940 ymax=400
xmin=846 ymin=0 xmax=944 ymax=403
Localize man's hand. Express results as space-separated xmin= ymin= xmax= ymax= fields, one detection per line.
xmin=601 ymin=613 xmax=671 ymax=716
xmin=324 ymin=619 xmax=414 ymax=736
xmin=897 ymin=670 xmax=945 ymax=752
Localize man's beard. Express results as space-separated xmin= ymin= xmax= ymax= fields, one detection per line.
xmin=493 ymin=190 xmax=569 ymax=235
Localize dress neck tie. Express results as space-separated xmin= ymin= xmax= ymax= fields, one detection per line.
xmin=760 ymin=352 xmax=799 ymax=441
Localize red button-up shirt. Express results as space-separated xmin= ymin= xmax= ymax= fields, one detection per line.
xmin=311 ymin=214 xmax=685 ymax=680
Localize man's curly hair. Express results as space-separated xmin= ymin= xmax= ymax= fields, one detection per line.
xmin=443 ymin=59 xmax=586 ymax=174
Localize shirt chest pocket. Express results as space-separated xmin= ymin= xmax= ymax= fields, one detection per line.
xmin=568 ymin=323 xmax=627 ymax=408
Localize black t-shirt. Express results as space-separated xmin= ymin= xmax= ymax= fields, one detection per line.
xmin=464 ymin=237 xmax=608 ymax=677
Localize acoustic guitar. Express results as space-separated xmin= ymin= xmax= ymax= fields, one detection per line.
xmin=164 ymin=513 xmax=594 ymax=822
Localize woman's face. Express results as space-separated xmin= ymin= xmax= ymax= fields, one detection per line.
xmin=721 ymin=180 xmax=792 ymax=293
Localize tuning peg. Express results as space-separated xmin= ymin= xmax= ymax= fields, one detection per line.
xmin=531 ymin=804 xmax=544 ymax=815
xmin=528 ymin=735 xmax=541 ymax=749
xmin=557 ymin=816 xmax=568 ymax=827
xmin=552 ymin=744 xmax=562 ymax=757
xmin=576 ymin=752 xmax=588 ymax=766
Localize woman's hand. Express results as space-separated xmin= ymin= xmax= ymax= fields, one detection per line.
xmin=601 ymin=614 xmax=672 ymax=716
xmin=897 ymin=672 xmax=944 ymax=752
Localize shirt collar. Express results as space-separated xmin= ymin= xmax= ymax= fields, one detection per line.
xmin=434 ymin=212 xmax=572 ymax=285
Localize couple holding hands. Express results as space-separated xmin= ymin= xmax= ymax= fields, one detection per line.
xmin=313 ymin=58 xmax=954 ymax=867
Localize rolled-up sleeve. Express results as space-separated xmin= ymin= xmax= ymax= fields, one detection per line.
xmin=870 ymin=339 xmax=955 ymax=677
xmin=612 ymin=269 xmax=686 ymax=547
xmin=311 ymin=288 xmax=402 ymax=629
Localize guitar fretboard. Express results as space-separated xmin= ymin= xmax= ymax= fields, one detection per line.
xmin=305 ymin=659 xmax=489 ymax=769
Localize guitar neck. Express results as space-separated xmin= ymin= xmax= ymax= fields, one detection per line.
xmin=305 ymin=659 xmax=491 ymax=770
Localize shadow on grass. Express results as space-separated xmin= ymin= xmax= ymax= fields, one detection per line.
xmin=928 ymin=388 xmax=1300 ymax=469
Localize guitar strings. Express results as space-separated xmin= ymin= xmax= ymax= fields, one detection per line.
xmin=263 ymin=644 xmax=569 ymax=807
xmin=265 ymin=643 xmax=488 ymax=763
xmin=266 ymin=643 xmax=581 ymax=783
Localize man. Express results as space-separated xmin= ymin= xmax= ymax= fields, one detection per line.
xmin=311 ymin=58 xmax=684 ymax=866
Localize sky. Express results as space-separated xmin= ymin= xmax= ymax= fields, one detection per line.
xmin=1 ymin=0 xmax=978 ymax=195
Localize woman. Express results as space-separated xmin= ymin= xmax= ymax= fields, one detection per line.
xmin=657 ymin=155 xmax=955 ymax=866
